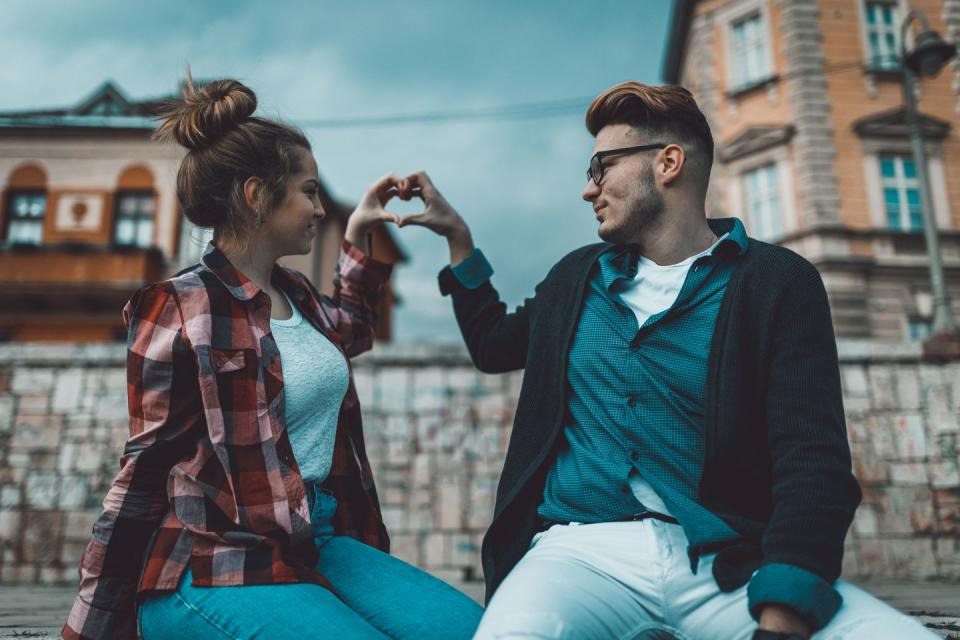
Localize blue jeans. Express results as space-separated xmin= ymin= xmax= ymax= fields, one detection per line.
xmin=139 ymin=485 xmax=483 ymax=639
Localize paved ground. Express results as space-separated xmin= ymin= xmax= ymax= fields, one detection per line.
xmin=1 ymin=579 xmax=957 ymax=639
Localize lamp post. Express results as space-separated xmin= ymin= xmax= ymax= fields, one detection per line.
xmin=899 ymin=10 xmax=958 ymax=341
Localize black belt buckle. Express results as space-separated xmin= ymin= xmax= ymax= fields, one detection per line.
xmin=624 ymin=512 xmax=680 ymax=525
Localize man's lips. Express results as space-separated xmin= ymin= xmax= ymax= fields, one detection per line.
xmin=594 ymin=204 xmax=605 ymax=220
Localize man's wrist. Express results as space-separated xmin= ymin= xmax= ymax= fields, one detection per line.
xmin=446 ymin=227 xmax=474 ymax=267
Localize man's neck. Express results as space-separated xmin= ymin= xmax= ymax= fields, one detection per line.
xmin=628 ymin=213 xmax=716 ymax=266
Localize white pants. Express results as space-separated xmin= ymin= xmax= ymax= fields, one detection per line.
xmin=473 ymin=519 xmax=937 ymax=640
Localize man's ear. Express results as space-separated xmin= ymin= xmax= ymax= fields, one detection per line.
xmin=659 ymin=144 xmax=686 ymax=186
xmin=242 ymin=176 xmax=264 ymax=213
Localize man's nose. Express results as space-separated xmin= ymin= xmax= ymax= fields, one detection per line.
xmin=582 ymin=178 xmax=600 ymax=202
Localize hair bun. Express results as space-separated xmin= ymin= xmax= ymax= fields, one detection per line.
xmin=155 ymin=76 xmax=257 ymax=151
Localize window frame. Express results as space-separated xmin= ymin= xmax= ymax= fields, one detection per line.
xmin=857 ymin=0 xmax=910 ymax=71
xmin=726 ymin=145 xmax=798 ymax=243
xmin=861 ymin=139 xmax=951 ymax=232
xmin=3 ymin=190 xmax=48 ymax=246
xmin=112 ymin=190 xmax=157 ymax=249
xmin=721 ymin=0 xmax=777 ymax=92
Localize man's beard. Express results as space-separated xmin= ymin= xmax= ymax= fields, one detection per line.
xmin=603 ymin=165 xmax=664 ymax=245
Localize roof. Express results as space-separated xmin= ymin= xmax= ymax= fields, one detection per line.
xmin=662 ymin=0 xmax=697 ymax=84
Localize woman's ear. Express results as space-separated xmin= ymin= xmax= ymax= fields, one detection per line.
xmin=242 ymin=176 xmax=264 ymax=214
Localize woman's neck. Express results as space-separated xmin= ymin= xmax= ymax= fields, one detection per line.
xmin=215 ymin=237 xmax=277 ymax=293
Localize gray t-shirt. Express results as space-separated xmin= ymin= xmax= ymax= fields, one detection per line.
xmin=270 ymin=291 xmax=349 ymax=483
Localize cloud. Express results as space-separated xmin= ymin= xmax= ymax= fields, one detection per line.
xmin=1 ymin=0 xmax=672 ymax=341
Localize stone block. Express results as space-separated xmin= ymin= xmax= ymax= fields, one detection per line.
xmin=0 ymin=485 xmax=21 ymax=509
xmin=885 ymin=538 xmax=939 ymax=578
xmin=390 ymin=532 xmax=420 ymax=566
xmin=380 ymin=505 xmax=407 ymax=532
xmin=930 ymin=460 xmax=960 ymax=489
xmin=851 ymin=446 xmax=888 ymax=485
xmin=11 ymin=368 xmax=55 ymax=393
xmin=445 ymin=369 xmax=479 ymax=393
xmin=876 ymin=486 xmax=934 ymax=534
xmin=1 ymin=563 xmax=38 ymax=584
xmin=25 ymin=472 xmax=59 ymax=509
xmin=466 ymin=475 xmax=497 ymax=529
xmin=867 ymin=415 xmax=898 ymax=459
xmin=841 ymin=365 xmax=869 ymax=396
xmin=52 ymin=368 xmax=85 ymax=413
xmin=103 ymin=369 xmax=126 ymax=392
xmin=927 ymin=380 xmax=959 ymax=434
xmin=352 ymin=369 xmax=375 ymax=408
xmin=867 ymin=366 xmax=896 ymax=409
xmin=423 ymin=532 xmax=450 ymax=568
xmin=95 ymin=400 xmax=128 ymax=424
xmin=894 ymin=367 xmax=921 ymax=409
xmin=63 ymin=511 xmax=98 ymax=542
xmin=0 ymin=396 xmax=14 ymax=432
xmin=855 ymin=538 xmax=890 ymax=576
xmin=437 ymin=480 xmax=463 ymax=531
xmin=412 ymin=367 xmax=448 ymax=412
xmin=891 ymin=414 xmax=926 ymax=459
xmin=59 ymin=476 xmax=90 ymax=510
xmin=852 ymin=504 xmax=879 ymax=536
xmin=889 ymin=462 xmax=928 ymax=485
xmin=377 ymin=369 xmax=409 ymax=413
xmin=10 ymin=414 xmax=62 ymax=451
xmin=934 ymin=489 xmax=960 ymax=534
xmin=61 ymin=540 xmax=87 ymax=566
xmin=841 ymin=543 xmax=860 ymax=578
xmin=427 ymin=567 xmax=464 ymax=585
xmin=40 ymin=566 xmax=70 ymax=585
xmin=75 ymin=442 xmax=112 ymax=474
xmin=17 ymin=394 xmax=50 ymax=415
xmin=0 ymin=509 xmax=19 ymax=542
xmin=21 ymin=510 xmax=62 ymax=563
xmin=449 ymin=532 xmax=479 ymax=567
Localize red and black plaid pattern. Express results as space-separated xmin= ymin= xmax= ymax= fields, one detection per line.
xmin=63 ymin=241 xmax=392 ymax=640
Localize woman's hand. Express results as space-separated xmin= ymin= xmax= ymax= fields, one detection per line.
xmin=395 ymin=171 xmax=475 ymax=265
xmin=345 ymin=173 xmax=402 ymax=254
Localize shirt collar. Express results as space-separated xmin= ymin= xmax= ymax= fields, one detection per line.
xmin=200 ymin=241 xmax=310 ymax=304
xmin=598 ymin=217 xmax=749 ymax=290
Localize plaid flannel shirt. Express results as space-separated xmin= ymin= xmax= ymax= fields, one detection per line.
xmin=62 ymin=240 xmax=392 ymax=640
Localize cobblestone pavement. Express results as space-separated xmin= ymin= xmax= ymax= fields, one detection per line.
xmin=2 ymin=580 xmax=956 ymax=639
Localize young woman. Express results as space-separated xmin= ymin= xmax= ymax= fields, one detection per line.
xmin=62 ymin=77 xmax=483 ymax=640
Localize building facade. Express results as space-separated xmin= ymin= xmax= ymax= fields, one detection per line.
xmin=0 ymin=81 xmax=404 ymax=342
xmin=664 ymin=0 xmax=960 ymax=341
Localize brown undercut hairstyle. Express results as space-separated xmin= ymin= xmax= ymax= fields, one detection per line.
xmin=586 ymin=82 xmax=714 ymax=189
xmin=154 ymin=72 xmax=311 ymax=251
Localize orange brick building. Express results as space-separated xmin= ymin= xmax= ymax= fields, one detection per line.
xmin=0 ymin=82 xmax=405 ymax=342
xmin=664 ymin=0 xmax=960 ymax=340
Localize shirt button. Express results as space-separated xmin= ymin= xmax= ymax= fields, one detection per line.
xmin=627 ymin=396 xmax=637 ymax=407
xmin=630 ymin=450 xmax=640 ymax=462
xmin=621 ymin=484 xmax=631 ymax=495
xmin=215 ymin=359 xmax=225 ymax=368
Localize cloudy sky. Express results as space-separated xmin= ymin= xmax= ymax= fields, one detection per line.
xmin=2 ymin=0 xmax=674 ymax=342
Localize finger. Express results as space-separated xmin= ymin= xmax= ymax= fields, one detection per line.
xmin=381 ymin=211 xmax=401 ymax=225
xmin=369 ymin=172 xmax=400 ymax=197
xmin=397 ymin=213 xmax=429 ymax=228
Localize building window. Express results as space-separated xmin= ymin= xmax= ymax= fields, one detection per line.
xmin=4 ymin=191 xmax=46 ymax=245
xmin=743 ymin=163 xmax=782 ymax=241
xmin=880 ymin=155 xmax=923 ymax=231
xmin=730 ymin=12 xmax=771 ymax=88
xmin=113 ymin=191 xmax=156 ymax=248
xmin=864 ymin=1 xmax=901 ymax=69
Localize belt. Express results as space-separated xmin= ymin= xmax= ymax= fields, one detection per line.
xmin=536 ymin=511 xmax=679 ymax=532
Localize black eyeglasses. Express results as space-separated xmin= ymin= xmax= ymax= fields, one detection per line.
xmin=587 ymin=144 xmax=668 ymax=185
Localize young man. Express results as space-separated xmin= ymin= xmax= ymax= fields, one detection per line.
xmin=396 ymin=82 xmax=935 ymax=639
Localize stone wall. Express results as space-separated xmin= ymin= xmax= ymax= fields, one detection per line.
xmin=0 ymin=341 xmax=958 ymax=586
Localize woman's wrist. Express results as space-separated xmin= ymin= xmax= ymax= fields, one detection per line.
xmin=345 ymin=221 xmax=373 ymax=254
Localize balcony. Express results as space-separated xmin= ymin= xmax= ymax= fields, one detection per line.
xmin=0 ymin=244 xmax=166 ymax=341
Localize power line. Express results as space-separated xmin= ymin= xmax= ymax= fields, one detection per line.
xmin=288 ymin=59 xmax=904 ymax=130
xmin=293 ymin=96 xmax=593 ymax=129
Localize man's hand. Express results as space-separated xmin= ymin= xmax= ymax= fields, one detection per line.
xmin=757 ymin=604 xmax=812 ymax=639
xmin=345 ymin=173 xmax=402 ymax=253
xmin=395 ymin=171 xmax=475 ymax=265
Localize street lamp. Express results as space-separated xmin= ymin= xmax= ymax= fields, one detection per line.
xmin=899 ymin=11 xmax=958 ymax=339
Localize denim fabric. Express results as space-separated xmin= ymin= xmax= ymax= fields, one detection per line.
xmin=139 ymin=484 xmax=483 ymax=639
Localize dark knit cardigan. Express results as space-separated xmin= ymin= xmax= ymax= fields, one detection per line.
xmin=438 ymin=222 xmax=862 ymax=604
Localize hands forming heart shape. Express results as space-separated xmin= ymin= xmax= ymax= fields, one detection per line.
xmin=349 ymin=171 xmax=466 ymax=240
